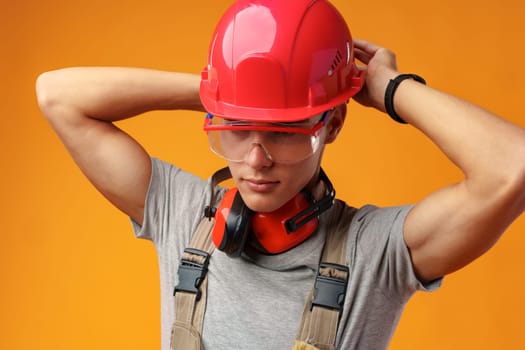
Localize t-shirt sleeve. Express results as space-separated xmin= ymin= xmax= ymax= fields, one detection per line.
xmin=130 ymin=158 xmax=210 ymax=246
xmin=352 ymin=205 xmax=442 ymax=302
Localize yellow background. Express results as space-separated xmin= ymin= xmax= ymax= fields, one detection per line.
xmin=1 ymin=0 xmax=524 ymax=349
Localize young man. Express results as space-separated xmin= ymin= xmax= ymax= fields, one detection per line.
xmin=36 ymin=0 xmax=525 ymax=349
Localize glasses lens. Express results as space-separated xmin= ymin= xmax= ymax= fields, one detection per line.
xmin=204 ymin=113 xmax=329 ymax=163
xmin=208 ymin=130 xmax=320 ymax=163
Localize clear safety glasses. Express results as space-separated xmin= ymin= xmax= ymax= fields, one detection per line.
xmin=203 ymin=110 xmax=332 ymax=164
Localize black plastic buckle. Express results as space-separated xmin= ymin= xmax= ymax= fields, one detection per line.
xmin=173 ymin=248 xmax=210 ymax=301
xmin=311 ymin=262 xmax=349 ymax=311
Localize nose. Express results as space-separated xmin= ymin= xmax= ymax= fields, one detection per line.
xmin=245 ymin=142 xmax=273 ymax=169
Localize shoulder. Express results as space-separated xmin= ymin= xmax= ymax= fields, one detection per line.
xmin=148 ymin=158 xmax=213 ymax=199
xmin=345 ymin=203 xmax=413 ymax=250
xmin=353 ymin=204 xmax=411 ymax=229
xmin=331 ymin=201 xmax=411 ymax=231
xmin=150 ymin=158 xmax=205 ymax=184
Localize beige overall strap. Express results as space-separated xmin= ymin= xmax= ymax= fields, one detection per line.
xmin=171 ymin=167 xmax=231 ymax=350
xmin=173 ymin=218 xmax=216 ymax=330
xmin=294 ymin=201 xmax=356 ymax=350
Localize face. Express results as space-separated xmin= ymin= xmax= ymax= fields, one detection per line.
xmin=226 ymin=106 xmax=345 ymax=213
xmin=228 ymin=141 xmax=322 ymax=213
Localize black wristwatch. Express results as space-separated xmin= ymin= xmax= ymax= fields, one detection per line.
xmin=384 ymin=74 xmax=426 ymax=124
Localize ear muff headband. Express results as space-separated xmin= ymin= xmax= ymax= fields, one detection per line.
xmin=284 ymin=168 xmax=335 ymax=233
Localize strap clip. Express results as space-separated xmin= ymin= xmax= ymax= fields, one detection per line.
xmin=174 ymin=248 xmax=211 ymax=301
xmin=311 ymin=262 xmax=349 ymax=311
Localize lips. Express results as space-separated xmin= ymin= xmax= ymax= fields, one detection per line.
xmin=243 ymin=178 xmax=279 ymax=193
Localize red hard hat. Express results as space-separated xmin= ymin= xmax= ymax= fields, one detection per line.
xmin=200 ymin=0 xmax=365 ymax=122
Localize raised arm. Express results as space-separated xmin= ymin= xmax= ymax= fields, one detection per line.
xmin=353 ymin=39 xmax=525 ymax=282
xmin=36 ymin=67 xmax=203 ymax=224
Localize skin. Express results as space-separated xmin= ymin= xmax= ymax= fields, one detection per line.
xmin=36 ymin=39 xmax=525 ymax=283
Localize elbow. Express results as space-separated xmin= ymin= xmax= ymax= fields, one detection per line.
xmin=468 ymin=142 xmax=525 ymax=216
xmin=506 ymin=138 xmax=525 ymax=197
xmin=36 ymin=71 xmax=55 ymax=119
xmin=509 ymin=157 xmax=525 ymax=213
xmin=35 ymin=70 xmax=66 ymax=122
xmin=493 ymin=143 xmax=525 ymax=214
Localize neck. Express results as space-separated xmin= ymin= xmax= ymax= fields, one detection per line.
xmin=306 ymin=169 xmax=326 ymax=201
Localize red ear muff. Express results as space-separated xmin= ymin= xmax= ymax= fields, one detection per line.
xmin=251 ymin=190 xmax=319 ymax=254
xmin=211 ymin=188 xmax=254 ymax=258
xmin=208 ymin=167 xmax=335 ymax=256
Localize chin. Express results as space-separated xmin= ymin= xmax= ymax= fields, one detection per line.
xmin=241 ymin=193 xmax=286 ymax=213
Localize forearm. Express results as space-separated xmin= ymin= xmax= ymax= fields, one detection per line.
xmin=36 ymin=67 xmax=204 ymax=123
xmin=354 ymin=40 xmax=525 ymax=193
xmin=394 ymin=77 xmax=525 ymax=197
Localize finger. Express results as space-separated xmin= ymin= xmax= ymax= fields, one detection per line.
xmin=353 ymin=47 xmax=372 ymax=64
xmin=353 ymin=38 xmax=383 ymax=55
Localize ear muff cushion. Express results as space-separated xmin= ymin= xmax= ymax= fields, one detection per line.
xmin=211 ymin=189 xmax=254 ymax=257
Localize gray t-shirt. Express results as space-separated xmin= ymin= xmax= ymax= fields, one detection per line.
xmin=132 ymin=158 xmax=441 ymax=350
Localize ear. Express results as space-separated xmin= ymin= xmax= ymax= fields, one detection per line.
xmin=324 ymin=104 xmax=347 ymax=144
